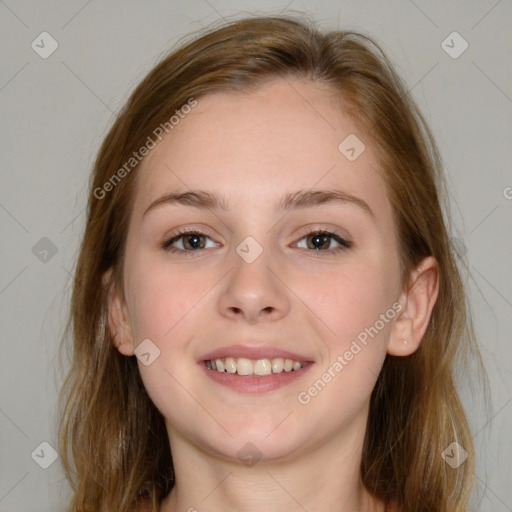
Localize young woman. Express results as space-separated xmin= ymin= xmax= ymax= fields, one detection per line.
xmin=57 ymin=14 xmax=486 ymax=512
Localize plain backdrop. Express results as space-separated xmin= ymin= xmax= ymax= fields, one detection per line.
xmin=0 ymin=1 xmax=511 ymax=511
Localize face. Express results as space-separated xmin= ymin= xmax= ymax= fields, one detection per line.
xmin=110 ymin=78 xmax=405 ymax=463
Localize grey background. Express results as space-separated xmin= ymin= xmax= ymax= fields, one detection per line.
xmin=0 ymin=1 xmax=511 ymax=511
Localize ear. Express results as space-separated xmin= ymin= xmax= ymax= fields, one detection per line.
xmin=387 ymin=256 xmax=439 ymax=356
xmin=102 ymin=267 xmax=135 ymax=357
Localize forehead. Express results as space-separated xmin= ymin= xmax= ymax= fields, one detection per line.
xmin=132 ymin=78 xmax=390 ymax=222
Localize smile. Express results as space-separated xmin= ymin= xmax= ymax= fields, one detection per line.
xmin=205 ymin=357 xmax=307 ymax=376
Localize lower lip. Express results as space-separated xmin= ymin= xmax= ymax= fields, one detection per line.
xmin=200 ymin=362 xmax=314 ymax=393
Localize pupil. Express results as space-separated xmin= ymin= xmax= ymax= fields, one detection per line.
xmin=187 ymin=234 xmax=202 ymax=249
xmin=311 ymin=234 xmax=327 ymax=249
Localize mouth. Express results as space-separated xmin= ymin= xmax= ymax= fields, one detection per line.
xmin=204 ymin=357 xmax=310 ymax=376
xmin=198 ymin=345 xmax=314 ymax=393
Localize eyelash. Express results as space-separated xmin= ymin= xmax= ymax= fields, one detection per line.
xmin=161 ymin=227 xmax=352 ymax=257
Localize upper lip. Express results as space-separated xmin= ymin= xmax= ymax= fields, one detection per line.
xmin=199 ymin=344 xmax=314 ymax=362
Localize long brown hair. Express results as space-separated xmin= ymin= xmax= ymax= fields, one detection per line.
xmin=57 ymin=13 xmax=488 ymax=512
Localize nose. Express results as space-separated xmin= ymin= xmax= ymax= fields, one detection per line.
xmin=217 ymin=243 xmax=291 ymax=324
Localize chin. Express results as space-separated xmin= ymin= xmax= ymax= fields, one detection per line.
xmin=201 ymin=422 xmax=309 ymax=465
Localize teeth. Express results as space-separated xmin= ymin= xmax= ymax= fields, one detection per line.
xmin=236 ymin=358 xmax=253 ymax=376
xmin=225 ymin=357 xmax=237 ymax=373
xmin=253 ymin=359 xmax=272 ymax=376
xmin=206 ymin=357 xmax=306 ymax=376
xmin=272 ymin=358 xmax=284 ymax=373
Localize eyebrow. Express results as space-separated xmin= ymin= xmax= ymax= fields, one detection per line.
xmin=142 ymin=188 xmax=375 ymax=219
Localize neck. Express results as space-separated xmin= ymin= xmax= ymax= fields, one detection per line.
xmin=159 ymin=411 xmax=386 ymax=512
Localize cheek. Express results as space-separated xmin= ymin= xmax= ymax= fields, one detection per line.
xmin=300 ymin=257 xmax=397 ymax=349
xmin=294 ymin=262 xmax=396 ymax=421
xmin=124 ymin=258 xmax=210 ymax=425
xmin=126 ymin=256 xmax=205 ymax=343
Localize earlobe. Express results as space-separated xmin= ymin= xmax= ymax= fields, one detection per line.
xmin=387 ymin=256 xmax=439 ymax=356
xmin=102 ymin=267 xmax=135 ymax=357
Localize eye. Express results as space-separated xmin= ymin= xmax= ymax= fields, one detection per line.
xmin=161 ymin=228 xmax=352 ymax=256
xmin=162 ymin=229 xmax=218 ymax=253
xmin=292 ymin=230 xmax=352 ymax=255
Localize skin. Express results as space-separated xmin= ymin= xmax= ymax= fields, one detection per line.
xmin=104 ymin=78 xmax=439 ymax=512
